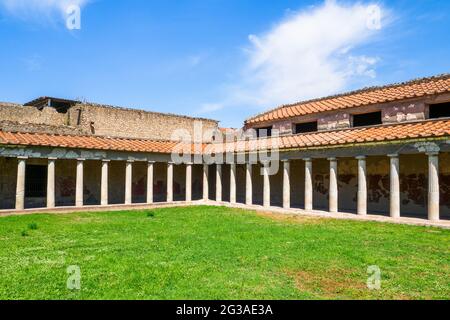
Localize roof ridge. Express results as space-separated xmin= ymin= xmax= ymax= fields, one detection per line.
xmin=245 ymin=73 xmax=450 ymax=124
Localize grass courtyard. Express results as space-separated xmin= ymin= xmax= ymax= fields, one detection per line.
xmin=0 ymin=206 xmax=448 ymax=300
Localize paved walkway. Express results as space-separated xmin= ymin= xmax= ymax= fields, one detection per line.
xmin=1 ymin=201 xmax=449 ymax=229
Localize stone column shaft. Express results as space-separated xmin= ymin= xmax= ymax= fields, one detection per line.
xmin=147 ymin=162 xmax=154 ymax=204
xmin=15 ymin=157 xmax=27 ymax=210
xmin=329 ymin=158 xmax=338 ymax=213
xmin=101 ymin=160 xmax=109 ymax=206
xmin=389 ymin=154 xmax=400 ymax=218
xmin=216 ymin=164 xmax=222 ymax=202
xmin=47 ymin=158 xmax=56 ymax=209
xmin=167 ymin=162 xmax=174 ymax=203
xmin=186 ymin=163 xmax=192 ymax=202
xmin=75 ymin=159 xmax=84 ymax=207
xmin=230 ymin=163 xmax=237 ymax=204
xmin=125 ymin=161 xmax=133 ymax=205
xmin=246 ymin=163 xmax=253 ymax=205
xmin=357 ymin=156 xmax=367 ymax=216
xmin=263 ymin=162 xmax=270 ymax=208
xmin=203 ymin=164 xmax=209 ymax=201
xmin=428 ymin=153 xmax=440 ymax=221
xmin=282 ymin=160 xmax=290 ymax=209
xmin=304 ymin=159 xmax=313 ymax=211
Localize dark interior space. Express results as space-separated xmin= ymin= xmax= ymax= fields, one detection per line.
xmin=295 ymin=121 xmax=318 ymax=134
xmin=429 ymin=102 xmax=450 ymax=119
xmin=353 ymin=111 xmax=382 ymax=128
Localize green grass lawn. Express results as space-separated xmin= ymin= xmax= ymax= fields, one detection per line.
xmin=0 ymin=206 xmax=448 ymax=300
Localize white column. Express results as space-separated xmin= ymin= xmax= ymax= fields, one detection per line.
xmin=389 ymin=154 xmax=400 ymax=219
xmin=125 ymin=160 xmax=133 ymax=205
xmin=147 ymin=161 xmax=154 ymax=204
xmin=75 ymin=159 xmax=84 ymax=207
xmin=329 ymin=158 xmax=338 ymax=213
xmin=263 ymin=161 xmax=271 ymax=208
xmin=230 ymin=163 xmax=237 ymax=204
xmin=101 ymin=160 xmax=109 ymax=206
xmin=216 ymin=164 xmax=222 ymax=202
xmin=203 ymin=164 xmax=209 ymax=201
xmin=167 ymin=162 xmax=174 ymax=203
xmin=304 ymin=158 xmax=313 ymax=211
xmin=428 ymin=153 xmax=440 ymax=221
xmin=356 ymin=156 xmax=367 ymax=216
xmin=186 ymin=163 xmax=192 ymax=202
xmin=246 ymin=163 xmax=253 ymax=205
xmin=15 ymin=157 xmax=27 ymax=210
xmin=47 ymin=158 xmax=56 ymax=208
xmin=282 ymin=160 xmax=290 ymax=209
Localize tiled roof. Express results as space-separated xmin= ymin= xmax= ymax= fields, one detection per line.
xmin=0 ymin=131 xmax=204 ymax=154
xmin=213 ymin=119 xmax=450 ymax=153
xmin=245 ymin=74 xmax=450 ymax=125
xmin=1 ymin=119 xmax=449 ymax=154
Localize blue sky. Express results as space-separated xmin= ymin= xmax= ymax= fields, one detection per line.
xmin=0 ymin=0 xmax=449 ymax=128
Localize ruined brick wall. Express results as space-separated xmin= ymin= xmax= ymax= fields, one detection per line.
xmin=0 ymin=120 xmax=86 ymax=136
xmin=0 ymin=102 xmax=218 ymax=142
xmin=0 ymin=104 xmax=69 ymax=127
xmin=68 ymin=103 xmax=218 ymax=141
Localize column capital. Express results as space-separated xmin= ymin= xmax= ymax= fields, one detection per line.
xmin=281 ymin=159 xmax=290 ymax=163
xmin=147 ymin=160 xmax=155 ymax=164
xmin=388 ymin=154 xmax=399 ymax=158
xmin=48 ymin=157 xmax=58 ymax=161
xmin=304 ymin=158 xmax=312 ymax=162
xmin=356 ymin=156 xmax=366 ymax=160
xmin=185 ymin=162 xmax=194 ymax=166
xmin=426 ymin=152 xmax=440 ymax=157
xmin=17 ymin=156 xmax=28 ymax=160
xmin=77 ymin=158 xmax=85 ymax=162
xmin=126 ymin=160 xmax=135 ymax=163
xmin=102 ymin=159 xmax=111 ymax=162
xmin=327 ymin=157 xmax=338 ymax=162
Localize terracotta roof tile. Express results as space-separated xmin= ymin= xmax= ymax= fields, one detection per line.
xmin=214 ymin=119 xmax=450 ymax=153
xmin=246 ymin=74 xmax=450 ymax=125
xmin=0 ymin=131 xmax=205 ymax=155
xmin=0 ymin=119 xmax=449 ymax=155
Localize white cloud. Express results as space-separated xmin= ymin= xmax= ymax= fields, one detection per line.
xmin=0 ymin=0 xmax=89 ymax=21
xmin=227 ymin=0 xmax=388 ymax=109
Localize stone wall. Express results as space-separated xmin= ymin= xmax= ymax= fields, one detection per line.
xmin=68 ymin=103 xmax=218 ymax=141
xmin=0 ymin=101 xmax=218 ymax=142
xmin=0 ymin=121 xmax=85 ymax=136
xmin=0 ymin=104 xmax=68 ymax=127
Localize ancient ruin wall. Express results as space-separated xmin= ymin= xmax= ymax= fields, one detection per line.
xmin=68 ymin=103 xmax=218 ymax=141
